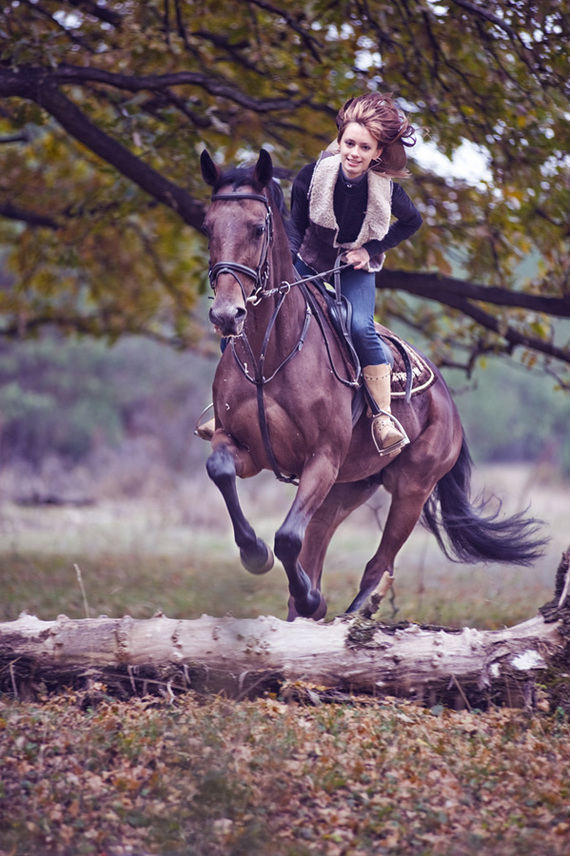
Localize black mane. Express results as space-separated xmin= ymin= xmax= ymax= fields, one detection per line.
xmin=213 ymin=164 xmax=291 ymax=223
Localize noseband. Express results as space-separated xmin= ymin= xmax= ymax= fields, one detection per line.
xmin=208 ymin=192 xmax=274 ymax=305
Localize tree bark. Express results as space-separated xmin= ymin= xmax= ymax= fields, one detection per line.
xmin=1 ymin=551 xmax=569 ymax=710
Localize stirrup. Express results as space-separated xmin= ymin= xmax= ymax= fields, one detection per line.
xmin=371 ymin=410 xmax=410 ymax=457
xmin=194 ymin=403 xmax=215 ymax=440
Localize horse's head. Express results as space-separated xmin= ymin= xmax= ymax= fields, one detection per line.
xmin=201 ymin=149 xmax=275 ymax=338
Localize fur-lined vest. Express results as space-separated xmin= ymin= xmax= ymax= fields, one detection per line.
xmin=298 ymin=152 xmax=392 ymax=273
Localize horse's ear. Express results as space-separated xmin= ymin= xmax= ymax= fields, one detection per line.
xmin=254 ymin=148 xmax=273 ymax=188
xmin=201 ymin=150 xmax=220 ymax=187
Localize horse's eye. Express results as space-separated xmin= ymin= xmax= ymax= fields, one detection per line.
xmin=255 ymin=224 xmax=266 ymax=238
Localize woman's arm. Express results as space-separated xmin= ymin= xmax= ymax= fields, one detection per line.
xmin=363 ymin=182 xmax=422 ymax=258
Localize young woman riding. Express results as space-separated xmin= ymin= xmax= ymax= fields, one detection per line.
xmin=289 ymin=92 xmax=422 ymax=456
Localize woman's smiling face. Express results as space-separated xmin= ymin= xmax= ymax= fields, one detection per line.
xmin=339 ymin=122 xmax=382 ymax=179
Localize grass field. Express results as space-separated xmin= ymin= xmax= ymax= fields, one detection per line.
xmin=0 ymin=463 xmax=567 ymax=628
xmin=1 ymin=464 xmax=570 ymax=855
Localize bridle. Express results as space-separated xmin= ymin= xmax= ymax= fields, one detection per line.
xmin=205 ymin=188 xmax=364 ymax=485
xmin=208 ymin=192 xmax=274 ymax=306
xmin=207 ymin=188 xmax=307 ymax=484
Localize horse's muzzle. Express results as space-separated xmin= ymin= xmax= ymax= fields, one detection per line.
xmin=209 ymin=302 xmax=247 ymax=337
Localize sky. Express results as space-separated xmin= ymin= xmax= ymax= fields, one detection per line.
xmin=413 ymin=136 xmax=492 ymax=185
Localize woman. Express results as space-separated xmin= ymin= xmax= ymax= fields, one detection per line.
xmin=289 ymin=92 xmax=422 ymax=456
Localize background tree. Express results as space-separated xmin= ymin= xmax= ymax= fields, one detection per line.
xmin=0 ymin=0 xmax=569 ymax=382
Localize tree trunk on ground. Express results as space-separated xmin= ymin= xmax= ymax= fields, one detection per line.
xmin=2 ymin=551 xmax=569 ymax=711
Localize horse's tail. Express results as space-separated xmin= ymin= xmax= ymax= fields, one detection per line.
xmin=421 ymin=437 xmax=548 ymax=566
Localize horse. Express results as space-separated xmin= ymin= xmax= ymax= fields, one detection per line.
xmin=199 ymin=148 xmax=546 ymax=622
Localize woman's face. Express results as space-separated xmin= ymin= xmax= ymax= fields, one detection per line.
xmin=339 ymin=122 xmax=382 ymax=179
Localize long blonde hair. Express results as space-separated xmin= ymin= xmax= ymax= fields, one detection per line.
xmin=335 ymin=93 xmax=416 ymax=177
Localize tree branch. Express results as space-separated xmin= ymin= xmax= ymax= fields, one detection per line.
xmin=378 ymin=269 xmax=570 ymax=318
xmin=0 ymin=202 xmax=59 ymax=228
xmin=378 ymin=270 xmax=570 ymax=365
xmin=450 ymin=0 xmax=518 ymax=38
xmin=246 ymin=0 xmax=322 ymax=62
xmin=63 ymin=0 xmax=123 ymax=28
xmin=48 ymin=64 xmax=301 ymax=113
xmin=20 ymin=0 xmax=96 ymax=53
xmin=0 ymin=68 xmax=206 ymax=231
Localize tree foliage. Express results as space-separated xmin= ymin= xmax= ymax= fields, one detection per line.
xmin=0 ymin=0 xmax=569 ymax=380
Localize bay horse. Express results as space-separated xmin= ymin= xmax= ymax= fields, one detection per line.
xmin=200 ymin=148 xmax=546 ymax=621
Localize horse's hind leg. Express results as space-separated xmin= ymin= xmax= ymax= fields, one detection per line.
xmin=206 ymin=442 xmax=274 ymax=574
xmin=346 ymin=481 xmax=435 ymax=613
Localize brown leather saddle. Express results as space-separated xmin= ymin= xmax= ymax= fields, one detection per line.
xmin=305 ymin=276 xmax=436 ymax=404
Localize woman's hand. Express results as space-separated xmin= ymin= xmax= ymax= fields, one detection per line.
xmin=343 ymin=247 xmax=370 ymax=270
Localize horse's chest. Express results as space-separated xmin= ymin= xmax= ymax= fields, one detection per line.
xmin=213 ymin=357 xmax=351 ymax=466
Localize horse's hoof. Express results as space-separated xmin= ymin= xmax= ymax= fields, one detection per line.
xmin=241 ymin=540 xmax=274 ymax=575
xmin=345 ymin=590 xmax=369 ymax=614
xmin=346 ymin=573 xmax=393 ymax=617
xmin=294 ymin=588 xmax=322 ymax=618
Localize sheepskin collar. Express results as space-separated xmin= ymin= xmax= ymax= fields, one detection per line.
xmin=307 ymin=153 xmax=392 ymax=248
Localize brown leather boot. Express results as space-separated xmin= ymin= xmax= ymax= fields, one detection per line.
xmin=362 ymin=364 xmax=409 ymax=456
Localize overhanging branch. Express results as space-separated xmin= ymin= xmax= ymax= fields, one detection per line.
xmin=49 ymin=64 xmax=302 ymax=113
xmin=378 ymin=269 xmax=570 ymax=366
xmin=378 ymin=269 xmax=570 ymax=318
xmin=0 ymin=202 xmax=59 ymax=228
xmin=0 ymin=68 xmax=206 ymax=231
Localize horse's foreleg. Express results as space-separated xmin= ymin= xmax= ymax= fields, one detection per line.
xmin=274 ymin=456 xmax=340 ymax=619
xmin=206 ymin=442 xmax=274 ymax=575
xmin=288 ymin=478 xmax=382 ymax=621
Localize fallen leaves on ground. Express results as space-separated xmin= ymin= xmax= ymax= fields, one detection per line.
xmin=1 ymin=688 xmax=570 ymax=855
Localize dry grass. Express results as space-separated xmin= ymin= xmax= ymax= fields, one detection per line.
xmin=0 ymin=463 xmax=567 ymax=628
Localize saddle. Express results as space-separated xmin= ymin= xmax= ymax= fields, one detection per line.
xmin=307 ymin=275 xmax=436 ymax=403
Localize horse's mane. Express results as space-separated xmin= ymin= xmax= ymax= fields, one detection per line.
xmin=212 ymin=165 xmax=291 ymax=225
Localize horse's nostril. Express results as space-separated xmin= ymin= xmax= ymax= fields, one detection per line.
xmin=209 ymin=304 xmax=247 ymax=335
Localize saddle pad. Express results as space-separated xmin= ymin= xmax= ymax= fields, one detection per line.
xmin=305 ymin=279 xmax=436 ymax=399
xmin=378 ymin=326 xmax=437 ymax=398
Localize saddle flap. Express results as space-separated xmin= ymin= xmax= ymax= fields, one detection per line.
xmin=328 ymin=292 xmax=353 ymax=337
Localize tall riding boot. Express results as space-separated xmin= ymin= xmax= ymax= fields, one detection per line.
xmin=362 ymin=364 xmax=409 ymax=456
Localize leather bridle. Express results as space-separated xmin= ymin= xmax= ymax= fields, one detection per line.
xmin=208 ymin=192 xmax=274 ymax=306
xmin=205 ymin=188 xmax=368 ymax=484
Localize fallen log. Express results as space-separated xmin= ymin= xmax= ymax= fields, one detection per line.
xmin=1 ymin=550 xmax=569 ymax=710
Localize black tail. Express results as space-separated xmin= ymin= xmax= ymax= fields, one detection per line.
xmin=421 ymin=437 xmax=548 ymax=566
